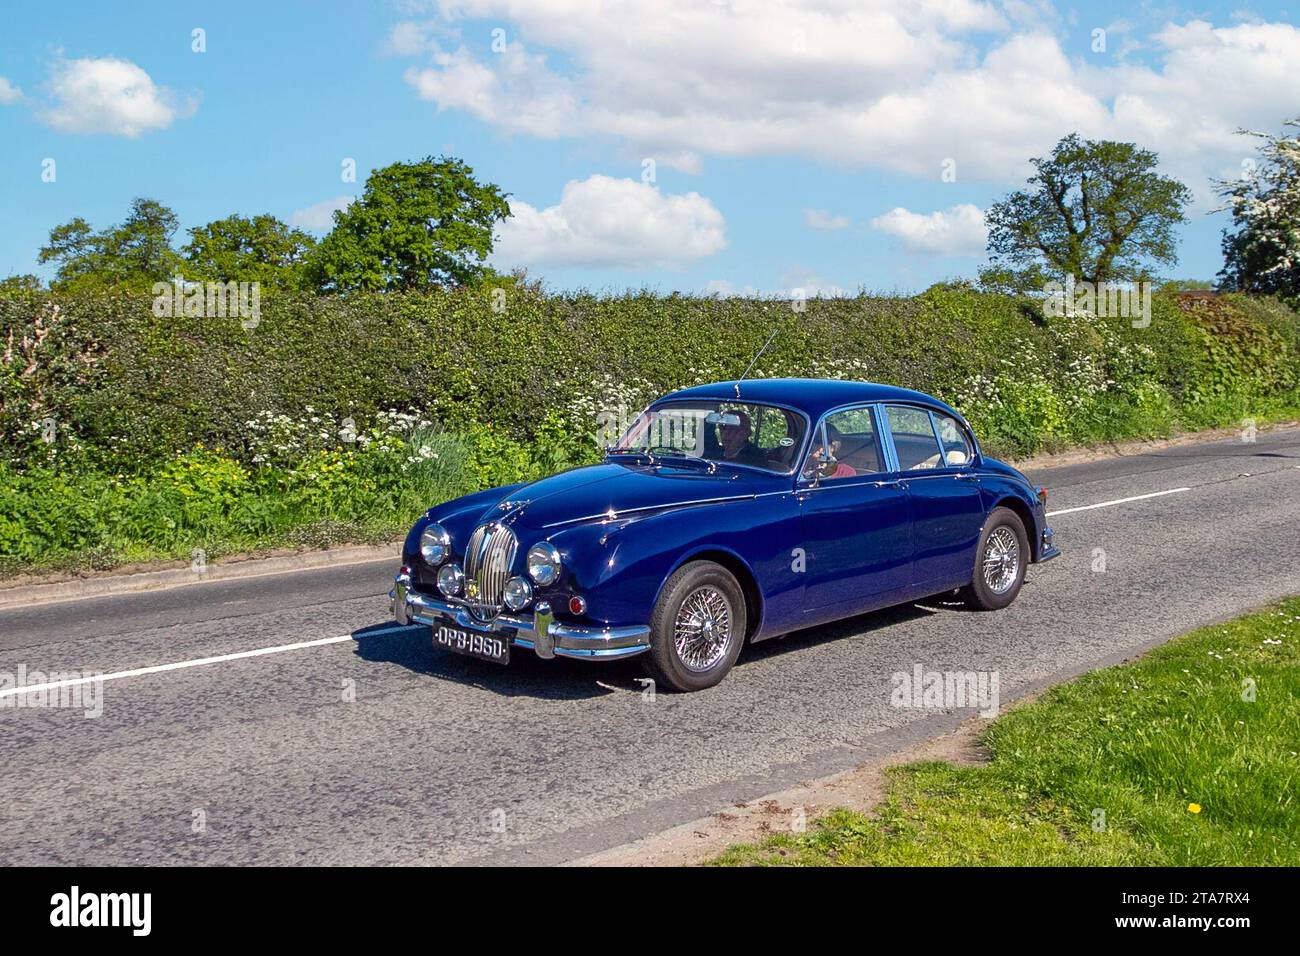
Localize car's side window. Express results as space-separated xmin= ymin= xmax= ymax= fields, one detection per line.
xmin=931 ymin=412 xmax=974 ymax=467
xmin=885 ymin=405 xmax=944 ymax=470
xmin=802 ymin=407 xmax=883 ymax=481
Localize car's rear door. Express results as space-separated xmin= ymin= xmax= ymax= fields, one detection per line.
xmin=881 ymin=404 xmax=985 ymax=593
xmin=797 ymin=404 xmax=913 ymax=615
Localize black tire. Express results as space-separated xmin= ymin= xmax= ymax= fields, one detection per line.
xmin=642 ymin=560 xmax=747 ymax=692
xmin=961 ymin=506 xmax=1029 ymax=611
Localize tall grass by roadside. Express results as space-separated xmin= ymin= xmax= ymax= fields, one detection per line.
xmin=712 ymin=598 xmax=1300 ymax=866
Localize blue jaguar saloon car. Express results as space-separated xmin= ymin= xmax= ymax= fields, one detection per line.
xmin=392 ymin=379 xmax=1059 ymax=691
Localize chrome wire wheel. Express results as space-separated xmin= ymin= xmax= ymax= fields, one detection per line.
xmin=982 ymin=526 xmax=1021 ymax=595
xmin=673 ymin=585 xmax=733 ymax=672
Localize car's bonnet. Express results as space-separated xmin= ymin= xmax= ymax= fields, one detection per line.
xmin=479 ymin=461 xmax=758 ymax=532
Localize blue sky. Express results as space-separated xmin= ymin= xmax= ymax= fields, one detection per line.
xmin=1 ymin=1 xmax=1296 ymax=293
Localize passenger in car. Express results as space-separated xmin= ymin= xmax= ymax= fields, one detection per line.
xmin=806 ymin=427 xmax=858 ymax=479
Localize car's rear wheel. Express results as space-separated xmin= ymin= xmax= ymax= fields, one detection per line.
xmin=961 ymin=506 xmax=1028 ymax=610
xmin=643 ymin=560 xmax=746 ymax=692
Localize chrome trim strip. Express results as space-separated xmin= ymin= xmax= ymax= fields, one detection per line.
xmin=541 ymin=493 xmax=757 ymax=529
xmin=873 ymin=403 xmax=901 ymax=473
xmin=926 ymin=409 xmax=947 ymax=463
xmin=797 ymin=477 xmax=894 ymax=493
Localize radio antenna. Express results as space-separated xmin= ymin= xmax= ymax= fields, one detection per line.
xmin=735 ymin=328 xmax=779 ymax=398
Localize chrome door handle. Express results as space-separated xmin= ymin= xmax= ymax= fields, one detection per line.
xmin=955 ymin=473 xmax=979 ymax=481
xmin=873 ymin=479 xmax=902 ymax=489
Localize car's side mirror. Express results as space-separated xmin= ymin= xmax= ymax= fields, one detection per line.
xmin=804 ymin=449 xmax=836 ymax=487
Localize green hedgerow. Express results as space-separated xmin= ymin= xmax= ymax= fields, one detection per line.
xmin=1 ymin=285 xmax=1298 ymax=571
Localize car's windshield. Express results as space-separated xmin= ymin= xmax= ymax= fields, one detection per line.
xmin=610 ymin=400 xmax=806 ymax=473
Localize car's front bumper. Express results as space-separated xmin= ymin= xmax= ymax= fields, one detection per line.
xmin=390 ymin=573 xmax=651 ymax=661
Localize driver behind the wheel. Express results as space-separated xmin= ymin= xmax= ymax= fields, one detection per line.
xmin=718 ymin=410 xmax=764 ymax=466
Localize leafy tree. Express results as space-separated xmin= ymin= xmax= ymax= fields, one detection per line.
xmin=1217 ymin=118 xmax=1300 ymax=301
xmin=1160 ymin=278 xmax=1214 ymax=292
xmin=38 ymin=218 xmax=100 ymax=289
xmin=983 ymin=134 xmax=1192 ymax=288
xmin=0 ymin=274 xmax=43 ymax=293
xmin=183 ymin=214 xmax=317 ymax=289
xmin=974 ymin=263 xmax=1053 ymax=296
xmin=38 ymin=198 xmax=183 ymax=292
xmin=307 ymin=157 xmax=511 ymax=292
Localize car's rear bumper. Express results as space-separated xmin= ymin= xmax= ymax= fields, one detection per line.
xmin=390 ymin=573 xmax=651 ymax=661
xmin=1038 ymin=525 xmax=1061 ymax=562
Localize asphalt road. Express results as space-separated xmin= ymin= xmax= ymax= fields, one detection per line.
xmin=2 ymin=428 xmax=1298 ymax=866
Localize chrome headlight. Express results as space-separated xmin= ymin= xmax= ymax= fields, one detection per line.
xmin=436 ymin=562 xmax=464 ymax=597
xmin=526 ymin=542 xmax=562 ymax=586
xmin=502 ymin=575 xmax=533 ymax=612
xmin=420 ymin=523 xmax=450 ymax=564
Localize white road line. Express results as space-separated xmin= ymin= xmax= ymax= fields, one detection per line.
xmin=0 ymin=626 xmax=413 ymax=700
xmin=0 ymin=486 xmax=1201 ymax=699
xmin=1047 ymin=486 xmax=1191 ymax=517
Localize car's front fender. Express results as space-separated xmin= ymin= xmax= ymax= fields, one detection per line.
xmin=550 ymin=491 xmax=802 ymax=636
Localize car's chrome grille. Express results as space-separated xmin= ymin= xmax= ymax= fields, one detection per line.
xmin=462 ymin=522 xmax=518 ymax=621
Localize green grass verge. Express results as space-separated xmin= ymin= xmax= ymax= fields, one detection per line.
xmin=712 ymin=598 xmax=1300 ymax=866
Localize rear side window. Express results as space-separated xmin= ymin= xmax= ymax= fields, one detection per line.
xmin=932 ymin=412 xmax=974 ymax=466
xmin=885 ymin=406 xmax=943 ymax=470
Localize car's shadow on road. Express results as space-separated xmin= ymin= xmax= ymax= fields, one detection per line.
xmin=738 ymin=600 xmax=942 ymax=666
xmin=350 ymin=622 xmax=643 ymax=700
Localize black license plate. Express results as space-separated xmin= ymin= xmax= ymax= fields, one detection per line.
xmin=432 ymin=623 xmax=511 ymax=665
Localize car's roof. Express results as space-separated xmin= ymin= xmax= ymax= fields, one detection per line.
xmin=657 ymin=378 xmax=960 ymax=421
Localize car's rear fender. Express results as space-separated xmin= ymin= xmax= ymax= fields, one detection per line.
xmin=977 ymin=467 xmax=1047 ymax=560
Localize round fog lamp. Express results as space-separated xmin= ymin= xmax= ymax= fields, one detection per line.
xmin=503 ymin=576 xmax=533 ymax=612
xmin=437 ymin=563 xmax=464 ymax=597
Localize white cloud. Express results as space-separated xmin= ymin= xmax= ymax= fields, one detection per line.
xmin=493 ymin=174 xmax=726 ymax=269
xmin=387 ymin=20 xmax=443 ymax=56
xmin=393 ymin=3 xmax=1300 ymax=192
xmin=870 ymin=204 xmax=988 ymax=256
xmin=1089 ymin=21 xmax=1300 ymax=198
xmin=404 ymin=40 xmax=579 ymax=140
xmin=39 ymin=57 xmax=194 ymax=137
xmin=289 ymin=195 xmax=355 ymax=232
xmin=0 ymin=77 xmax=21 ymax=105
xmin=803 ymin=208 xmax=851 ymax=230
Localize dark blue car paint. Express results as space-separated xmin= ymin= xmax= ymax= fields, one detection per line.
xmin=402 ymin=379 xmax=1055 ymax=643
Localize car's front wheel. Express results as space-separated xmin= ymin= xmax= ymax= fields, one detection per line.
xmin=643 ymin=560 xmax=747 ymax=692
xmin=961 ymin=506 xmax=1029 ymax=610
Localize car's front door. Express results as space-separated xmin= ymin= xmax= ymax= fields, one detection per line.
xmin=797 ymin=405 xmax=912 ymax=616
xmin=882 ymin=405 xmax=986 ymax=593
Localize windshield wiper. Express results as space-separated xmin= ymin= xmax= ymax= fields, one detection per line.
xmin=605 ymin=446 xmax=716 ymax=471
xmin=645 ymin=449 xmax=718 ymax=471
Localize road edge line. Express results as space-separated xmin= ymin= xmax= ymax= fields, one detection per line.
xmin=0 ymin=544 xmax=401 ymax=610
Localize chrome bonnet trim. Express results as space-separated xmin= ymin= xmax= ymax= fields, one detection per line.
xmin=541 ymin=493 xmax=756 ymax=529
